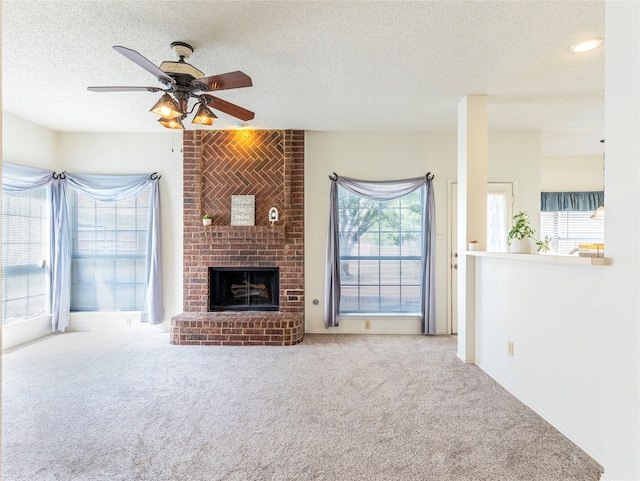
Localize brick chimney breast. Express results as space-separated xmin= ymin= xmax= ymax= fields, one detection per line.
xmin=172 ymin=130 xmax=305 ymax=346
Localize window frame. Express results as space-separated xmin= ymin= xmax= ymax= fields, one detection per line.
xmin=69 ymin=186 xmax=150 ymax=312
xmin=1 ymin=186 xmax=49 ymax=324
xmin=338 ymin=187 xmax=423 ymax=314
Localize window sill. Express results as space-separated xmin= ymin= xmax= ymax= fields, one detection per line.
xmin=340 ymin=313 xmax=421 ymax=318
xmin=460 ymin=250 xmax=610 ymax=266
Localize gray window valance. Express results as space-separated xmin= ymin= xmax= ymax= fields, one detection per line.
xmin=540 ymin=191 xmax=604 ymax=212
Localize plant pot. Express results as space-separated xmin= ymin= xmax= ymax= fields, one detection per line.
xmin=202 ymin=218 xmax=212 ymax=226
xmin=509 ymin=238 xmax=531 ymax=254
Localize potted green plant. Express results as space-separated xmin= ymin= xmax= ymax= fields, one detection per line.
xmin=535 ymin=236 xmax=551 ymax=253
xmin=507 ymin=211 xmax=551 ymax=254
xmin=202 ymin=214 xmax=212 ymax=226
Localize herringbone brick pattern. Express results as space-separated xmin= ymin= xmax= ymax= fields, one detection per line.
xmin=201 ymin=130 xmax=285 ymax=226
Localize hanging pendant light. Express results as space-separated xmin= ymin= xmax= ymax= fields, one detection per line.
xmin=157 ymin=116 xmax=185 ymax=130
xmin=150 ymin=93 xmax=182 ymax=119
xmin=192 ymin=104 xmax=218 ymax=126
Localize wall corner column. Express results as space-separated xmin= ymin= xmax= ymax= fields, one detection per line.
xmin=600 ymin=1 xmax=640 ymax=479
xmin=456 ymin=95 xmax=488 ymax=363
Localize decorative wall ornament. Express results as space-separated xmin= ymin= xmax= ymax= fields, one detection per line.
xmin=230 ymin=195 xmax=255 ymax=226
xmin=269 ymin=207 xmax=279 ymax=224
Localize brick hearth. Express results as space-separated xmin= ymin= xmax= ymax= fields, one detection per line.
xmin=171 ymin=130 xmax=304 ymax=346
xmin=170 ymin=312 xmax=303 ymax=346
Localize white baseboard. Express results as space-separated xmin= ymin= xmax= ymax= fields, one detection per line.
xmin=67 ymin=312 xmax=170 ymax=333
xmin=3 ymin=315 xmax=52 ymax=350
xmin=305 ymin=329 xmax=450 ymax=335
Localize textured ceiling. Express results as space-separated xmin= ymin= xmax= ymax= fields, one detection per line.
xmin=2 ymin=0 xmax=605 ymax=156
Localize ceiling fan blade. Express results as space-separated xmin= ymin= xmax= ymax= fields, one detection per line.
xmin=193 ymin=71 xmax=252 ymax=92
xmin=113 ymin=46 xmax=174 ymax=84
xmin=202 ymin=94 xmax=255 ymax=121
xmin=87 ymin=86 xmax=163 ymax=92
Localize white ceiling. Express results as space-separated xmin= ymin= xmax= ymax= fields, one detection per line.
xmin=2 ymin=0 xmax=605 ymax=156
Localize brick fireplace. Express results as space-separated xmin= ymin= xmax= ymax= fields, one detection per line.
xmin=170 ymin=129 xmax=305 ymax=346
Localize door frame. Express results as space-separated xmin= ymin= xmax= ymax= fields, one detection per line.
xmin=446 ymin=178 xmax=518 ymax=335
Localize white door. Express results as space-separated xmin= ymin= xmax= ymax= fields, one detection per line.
xmin=449 ymin=182 xmax=513 ymax=334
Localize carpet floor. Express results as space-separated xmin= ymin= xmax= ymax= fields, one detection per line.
xmin=2 ymin=331 xmax=602 ymax=480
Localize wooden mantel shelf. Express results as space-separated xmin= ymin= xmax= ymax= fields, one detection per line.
xmin=460 ymin=250 xmax=610 ymax=266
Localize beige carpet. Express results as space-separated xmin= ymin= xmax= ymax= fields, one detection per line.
xmin=2 ymin=331 xmax=602 ymax=480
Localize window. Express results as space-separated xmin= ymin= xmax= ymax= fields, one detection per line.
xmin=338 ymin=188 xmax=422 ymax=313
xmin=487 ymin=184 xmax=513 ymax=252
xmin=540 ymin=211 xmax=604 ymax=255
xmin=70 ymin=187 xmax=150 ymax=311
xmin=2 ymin=187 xmax=48 ymax=324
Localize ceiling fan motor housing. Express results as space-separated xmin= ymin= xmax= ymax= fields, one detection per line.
xmin=171 ymin=41 xmax=193 ymax=60
xmin=162 ymin=41 xmax=204 ymax=80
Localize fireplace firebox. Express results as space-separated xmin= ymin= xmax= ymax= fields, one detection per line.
xmin=209 ymin=267 xmax=280 ymax=312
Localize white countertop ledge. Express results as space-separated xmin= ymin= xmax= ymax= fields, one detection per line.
xmin=459 ymin=250 xmax=610 ymax=266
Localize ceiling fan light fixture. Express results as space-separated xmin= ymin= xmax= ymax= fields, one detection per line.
xmin=88 ymin=43 xmax=254 ymax=129
xmin=150 ymin=93 xmax=182 ymax=119
xmin=158 ymin=116 xmax=185 ymax=130
xmin=192 ymin=104 xmax=218 ymax=125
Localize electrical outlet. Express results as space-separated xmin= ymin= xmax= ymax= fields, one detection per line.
xmin=365 ymin=320 xmax=371 ymax=330
xmin=507 ymin=341 xmax=514 ymax=356
xmin=125 ymin=318 xmax=131 ymax=328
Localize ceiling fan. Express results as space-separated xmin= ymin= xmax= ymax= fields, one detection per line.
xmin=88 ymin=41 xmax=254 ymax=129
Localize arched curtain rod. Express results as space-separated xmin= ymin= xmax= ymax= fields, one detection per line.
xmin=328 ymin=172 xmax=434 ymax=181
xmin=52 ymin=172 xmax=160 ymax=180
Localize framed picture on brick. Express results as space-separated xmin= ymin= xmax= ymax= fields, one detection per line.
xmin=231 ymin=195 xmax=255 ymax=226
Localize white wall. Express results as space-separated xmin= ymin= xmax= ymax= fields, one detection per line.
xmin=2 ymin=112 xmax=59 ymax=347
xmin=304 ymin=130 xmax=541 ymax=335
xmin=541 ymin=155 xmax=604 ymax=192
xmin=474 ymin=256 xmax=604 ymax=462
xmin=2 ymin=111 xmax=57 ymax=169
xmin=488 ymin=131 xmax=541 ymax=231
xmin=304 ymin=131 xmax=455 ymax=334
xmin=600 ymin=1 xmax=640 ymax=479
xmin=57 ymin=132 xmax=184 ymax=330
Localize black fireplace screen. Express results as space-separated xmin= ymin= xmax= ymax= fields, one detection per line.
xmin=209 ymin=267 xmax=280 ymax=311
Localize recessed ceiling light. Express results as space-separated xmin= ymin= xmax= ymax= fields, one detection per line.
xmin=570 ymin=37 xmax=604 ymax=53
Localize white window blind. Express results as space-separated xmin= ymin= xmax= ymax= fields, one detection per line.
xmin=1 ymin=187 xmax=48 ymax=324
xmin=70 ymin=187 xmax=150 ymax=311
xmin=540 ymin=211 xmax=604 ymax=255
